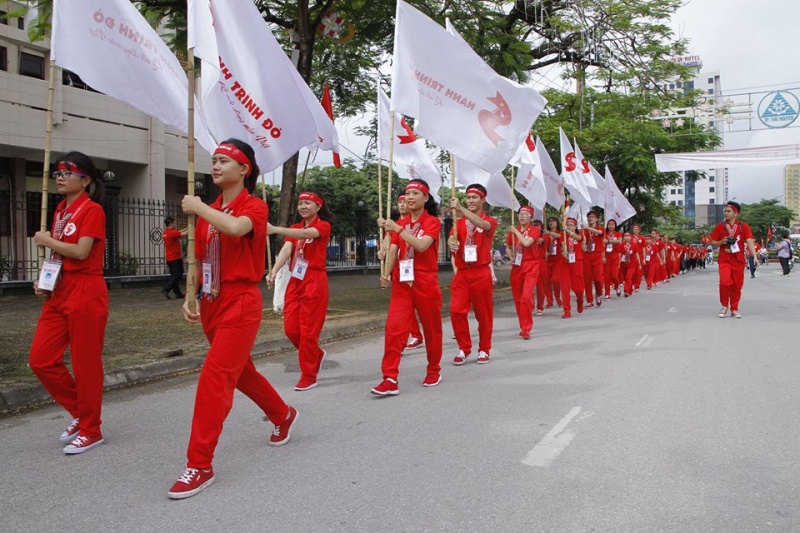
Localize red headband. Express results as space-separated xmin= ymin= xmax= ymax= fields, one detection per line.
xmin=587 ymin=210 xmax=599 ymax=218
xmin=633 ymin=225 xmax=641 ymax=229
xmin=726 ymin=202 xmax=739 ymax=213
xmin=214 ymin=143 xmax=250 ymax=169
xmin=398 ymin=195 xmax=406 ymax=201
xmin=57 ymin=160 xmax=89 ymax=176
xmin=465 ymin=187 xmax=486 ymax=199
xmin=519 ymin=206 xmax=534 ymax=215
xmin=298 ymin=192 xmax=324 ymax=206
xmin=406 ymin=181 xmax=429 ymax=195
xmin=624 ymin=232 xmax=631 ymax=236
xmin=567 ymin=217 xmax=578 ymax=225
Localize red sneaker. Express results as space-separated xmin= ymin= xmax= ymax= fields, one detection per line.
xmin=521 ymin=332 xmax=531 ymax=340
xmin=269 ymin=406 xmax=298 ymax=446
xmin=370 ymin=378 xmax=399 ymax=396
xmin=63 ymin=434 xmax=104 ymax=454
xmin=585 ymin=301 xmax=594 ymax=308
xmin=561 ymin=312 xmax=571 ymax=319
xmin=405 ymin=337 xmax=424 ymax=350
xmin=294 ymin=378 xmax=317 ymax=391
xmin=60 ymin=418 xmax=80 ymax=444
xmin=452 ymin=350 xmax=470 ymax=366
xmin=316 ymin=349 xmax=327 ymax=374
xmin=476 ymin=351 xmax=490 ymax=364
xmin=577 ymin=300 xmax=584 ymax=313
xmin=422 ymin=373 xmax=441 ymax=387
xmin=168 ymin=467 xmax=215 ymax=500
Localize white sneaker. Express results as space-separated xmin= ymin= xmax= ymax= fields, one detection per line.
xmin=60 ymin=418 xmax=80 ymax=444
xmin=718 ymin=307 xmax=728 ymax=318
xmin=476 ymin=351 xmax=490 ymax=364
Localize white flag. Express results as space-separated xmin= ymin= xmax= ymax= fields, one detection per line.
xmin=604 ymin=166 xmax=637 ymax=224
xmin=52 ymin=0 xmax=216 ymax=153
xmin=377 ymin=89 xmax=442 ymax=202
xmin=513 ymin=138 xmax=546 ymax=215
xmin=536 ymin=137 xmax=566 ymax=211
xmin=391 ymin=1 xmax=546 ymax=174
xmin=189 ymin=0 xmax=328 ymax=172
xmin=559 ymin=128 xmax=593 ymax=207
xmin=572 ymin=140 xmax=605 ymax=207
xmin=453 ymin=158 xmax=520 ymax=210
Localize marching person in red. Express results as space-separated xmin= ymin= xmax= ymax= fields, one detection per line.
xmin=582 ymin=210 xmax=605 ymax=307
xmin=372 ymin=179 xmax=442 ymax=395
xmin=548 ymin=217 xmax=585 ymax=319
xmin=531 ymin=218 xmax=548 ymax=316
xmin=161 ymin=216 xmax=188 ymax=299
xmin=267 ymin=190 xmax=333 ymax=391
xmin=543 ymin=217 xmax=563 ymax=308
xmin=710 ymin=201 xmax=757 ymax=318
xmin=619 ymin=232 xmax=641 ymax=297
xmin=29 ymin=151 xmax=108 ymax=455
xmin=506 ymin=206 xmax=540 ymax=340
xmin=396 ymin=195 xmax=424 ymax=351
xmin=603 ymin=218 xmax=623 ymax=299
xmin=169 ymin=139 xmax=297 ymax=499
xmin=631 ymin=224 xmax=646 ymax=291
xmin=448 ymin=184 xmax=498 ymax=362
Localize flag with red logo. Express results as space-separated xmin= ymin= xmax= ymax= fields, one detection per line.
xmin=511 ymin=135 xmax=546 ymax=214
xmin=559 ymin=128 xmax=593 ymax=206
xmin=453 ymin=157 xmax=520 ymax=210
xmin=603 ymin=166 xmax=637 ymax=225
xmin=571 ymin=140 xmax=602 ymax=209
xmin=390 ymin=0 xmax=546 ymax=174
xmin=767 ymin=225 xmax=773 ymax=242
xmin=320 ymin=84 xmax=341 ymax=167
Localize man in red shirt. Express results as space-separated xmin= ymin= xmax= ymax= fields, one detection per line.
xmin=448 ymin=184 xmax=498 ymax=363
xmin=710 ymin=201 xmax=757 ymax=318
xmin=161 ymin=217 xmax=187 ymax=299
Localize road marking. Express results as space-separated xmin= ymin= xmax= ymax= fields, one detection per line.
xmin=635 ymin=334 xmax=653 ymax=347
xmin=668 ymin=307 xmax=677 ymax=313
xmin=522 ymin=406 xmax=582 ymax=467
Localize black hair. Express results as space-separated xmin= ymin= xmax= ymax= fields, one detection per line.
xmin=466 ymin=183 xmax=487 ymax=197
xmin=298 ymin=188 xmax=336 ymax=225
xmin=407 ymin=178 xmax=439 ymax=216
xmin=606 ymin=219 xmax=617 ymax=232
xmin=220 ymin=138 xmax=259 ymax=194
xmin=164 ymin=216 xmax=175 ymax=226
xmin=547 ymin=216 xmax=561 ymax=230
xmin=55 ymin=151 xmax=104 ymax=205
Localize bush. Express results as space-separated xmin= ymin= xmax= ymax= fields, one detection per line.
xmin=119 ymin=251 xmax=139 ymax=276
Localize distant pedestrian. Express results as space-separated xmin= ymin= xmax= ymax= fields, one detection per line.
xmin=710 ymin=201 xmax=757 ymax=319
xmin=29 ymin=151 xmax=108 ymax=455
xmin=161 ymin=216 xmax=187 ymax=299
xmin=169 ymin=139 xmax=297 ymax=500
xmin=267 ymin=190 xmax=333 ymax=391
xmin=777 ymin=233 xmax=792 ymax=276
xmin=506 ymin=206 xmax=540 ymax=339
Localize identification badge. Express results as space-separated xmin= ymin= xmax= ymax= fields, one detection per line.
xmin=37 ymin=259 xmax=62 ymax=292
xmin=622 ymin=253 xmax=629 ymax=263
xmin=568 ymin=252 xmax=576 ymax=264
xmin=514 ymin=251 xmax=523 ymax=266
xmin=292 ymin=258 xmax=309 ymax=280
xmin=606 ymin=243 xmax=613 ymax=252
xmin=464 ymin=244 xmax=478 ymax=263
xmin=202 ymin=262 xmax=212 ymax=294
xmin=399 ymin=259 xmax=414 ymax=282
xmin=589 ymin=241 xmax=595 ymax=252
xmin=645 ymin=254 xmax=651 ymax=262
xmin=729 ymin=242 xmax=740 ymax=253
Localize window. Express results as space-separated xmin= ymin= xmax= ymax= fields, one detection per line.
xmin=0 ymin=46 xmax=7 ymax=72
xmin=678 ymin=200 xmax=684 ymax=206
xmin=709 ymin=176 xmax=715 ymax=182
xmin=0 ymin=10 xmax=7 ymax=25
xmin=678 ymin=189 xmax=683 ymax=194
xmin=670 ymin=189 xmax=676 ymax=194
xmin=20 ymin=52 xmax=45 ymax=79
xmin=707 ymin=88 xmax=714 ymax=95
xmin=17 ymin=17 xmax=23 ymax=30
xmin=708 ymin=77 xmax=714 ymax=84
xmin=709 ymin=187 xmax=715 ymax=193
xmin=709 ymin=199 xmax=715 ymax=205
xmin=676 ymin=81 xmax=682 ymax=88
xmin=669 ymin=83 xmax=675 ymax=90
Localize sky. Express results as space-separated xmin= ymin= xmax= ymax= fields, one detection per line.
xmin=670 ymin=0 xmax=800 ymax=204
xmin=287 ymin=0 xmax=800 ymax=205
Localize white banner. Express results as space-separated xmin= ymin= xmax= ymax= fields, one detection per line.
xmin=655 ymin=144 xmax=800 ymax=171
xmin=603 ymin=166 xmax=636 ymax=224
xmin=453 ymin=158 xmax=520 ymax=210
xmin=513 ymin=137 xmax=546 ymax=215
xmin=52 ymin=0 xmax=216 ymax=153
xmin=390 ymin=1 xmax=546 ymax=174
xmin=536 ymin=136 xmax=566 ymax=211
xmin=559 ymin=128 xmax=593 ymax=207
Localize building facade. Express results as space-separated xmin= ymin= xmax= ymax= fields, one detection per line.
xmin=785 ymin=163 xmax=800 ymax=229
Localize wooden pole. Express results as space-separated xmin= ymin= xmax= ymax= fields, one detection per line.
xmin=449 ymin=153 xmax=458 ymax=241
xmin=38 ymin=60 xmax=57 ymax=270
xmin=185 ymin=48 xmax=197 ymax=312
xmin=377 ymin=153 xmax=385 ymax=276
xmin=261 ymin=174 xmax=273 ymax=272
xmin=382 ymin=113 xmax=396 ymax=276
xmin=509 ymin=166 xmax=516 ymax=249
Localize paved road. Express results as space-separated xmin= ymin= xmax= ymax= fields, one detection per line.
xmin=2 ymin=264 xmax=798 ymax=532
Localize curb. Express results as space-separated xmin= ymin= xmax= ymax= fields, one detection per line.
xmin=0 ymin=288 xmax=513 ymax=415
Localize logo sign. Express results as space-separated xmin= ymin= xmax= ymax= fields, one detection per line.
xmin=758 ymin=91 xmax=799 ymax=128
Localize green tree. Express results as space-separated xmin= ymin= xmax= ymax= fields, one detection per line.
xmin=739 ymin=199 xmax=797 ymax=243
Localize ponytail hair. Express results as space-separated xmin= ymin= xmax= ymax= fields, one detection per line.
xmin=299 ymin=188 xmax=336 ymax=225
xmin=219 ymin=138 xmax=259 ymax=194
xmin=55 ymin=151 xmax=105 ymax=205
xmin=407 ymin=178 xmax=439 ymax=217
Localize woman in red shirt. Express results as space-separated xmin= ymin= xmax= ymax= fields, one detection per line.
xmin=267 ymin=190 xmax=334 ymax=391
xmin=548 ymin=217 xmax=584 ymax=318
xmin=543 ymin=217 xmax=563 ymax=309
xmin=29 ymin=151 xmax=108 ymax=455
xmin=373 ymin=179 xmax=442 ymax=396
xmin=506 ymin=206 xmax=540 ymax=339
xmin=169 ymin=139 xmax=297 ymax=500
xmin=603 ymin=219 xmax=623 ymax=299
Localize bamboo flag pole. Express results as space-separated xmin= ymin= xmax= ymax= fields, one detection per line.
xmin=261 ymin=174 xmax=272 ymax=273
xmin=38 ymin=60 xmax=57 ymax=271
xmin=449 ymin=153 xmax=458 ymax=241
xmin=377 ymin=150 xmax=385 ymax=276
xmin=185 ymin=48 xmax=197 ymax=312
xmin=509 ymin=166 xmax=516 ymax=249
xmin=382 ymin=112 xmax=396 ymax=277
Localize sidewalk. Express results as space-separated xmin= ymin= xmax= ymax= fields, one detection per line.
xmin=0 ymin=266 xmax=513 ymax=414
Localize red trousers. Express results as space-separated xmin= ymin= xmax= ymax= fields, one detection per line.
xmin=510 ymin=262 xmax=539 ymax=336
xmin=545 ymin=257 xmax=561 ymax=306
xmin=718 ymin=260 xmax=746 ymax=311
xmin=450 ymin=266 xmax=493 ymax=353
xmin=645 ymin=260 xmax=658 ymax=288
xmin=381 ymin=271 xmax=442 ymax=380
xmin=407 ymin=313 xmax=423 ymax=340
xmin=583 ymin=253 xmax=603 ymax=302
xmin=556 ymin=261 xmax=585 ymax=313
xmin=633 ymin=260 xmax=643 ymax=290
xmin=187 ymin=284 xmax=288 ymax=470
xmin=604 ymin=253 xmax=621 ymax=296
xmin=535 ymin=260 xmax=549 ymax=311
xmin=621 ymin=260 xmax=637 ymax=295
xmin=284 ymin=270 xmax=329 ymax=382
xmin=29 ymin=273 xmax=108 ymax=439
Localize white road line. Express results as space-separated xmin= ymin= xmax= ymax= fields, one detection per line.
xmin=522 ymin=406 xmax=582 ymax=467
xmin=635 ymin=334 xmax=653 ymax=347
xmin=668 ymin=307 xmax=677 ymax=313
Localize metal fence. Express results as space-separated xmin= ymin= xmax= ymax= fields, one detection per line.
xmin=0 ymin=190 xmax=451 ymax=283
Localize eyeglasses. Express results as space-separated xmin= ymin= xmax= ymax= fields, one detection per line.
xmin=51 ymin=171 xmax=87 ymax=179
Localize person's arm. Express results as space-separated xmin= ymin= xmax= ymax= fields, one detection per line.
xmin=381 ymin=244 xmax=400 ymax=288
xmin=380 ymin=218 xmax=435 ymax=253
xmin=182 ymin=196 xmax=253 ymax=237
xmin=449 ymin=198 xmax=492 ymax=230
xmin=33 ymin=232 xmax=95 ymax=261
xmin=509 ymin=227 xmax=535 ymax=247
xmin=266 ymin=241 xmax=294 ymax=287
xmin=268 ymin=223 xmax=321 ymax=240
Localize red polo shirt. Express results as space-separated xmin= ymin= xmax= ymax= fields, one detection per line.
xmin=52 ymin=192 xmax=105 ymax=274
